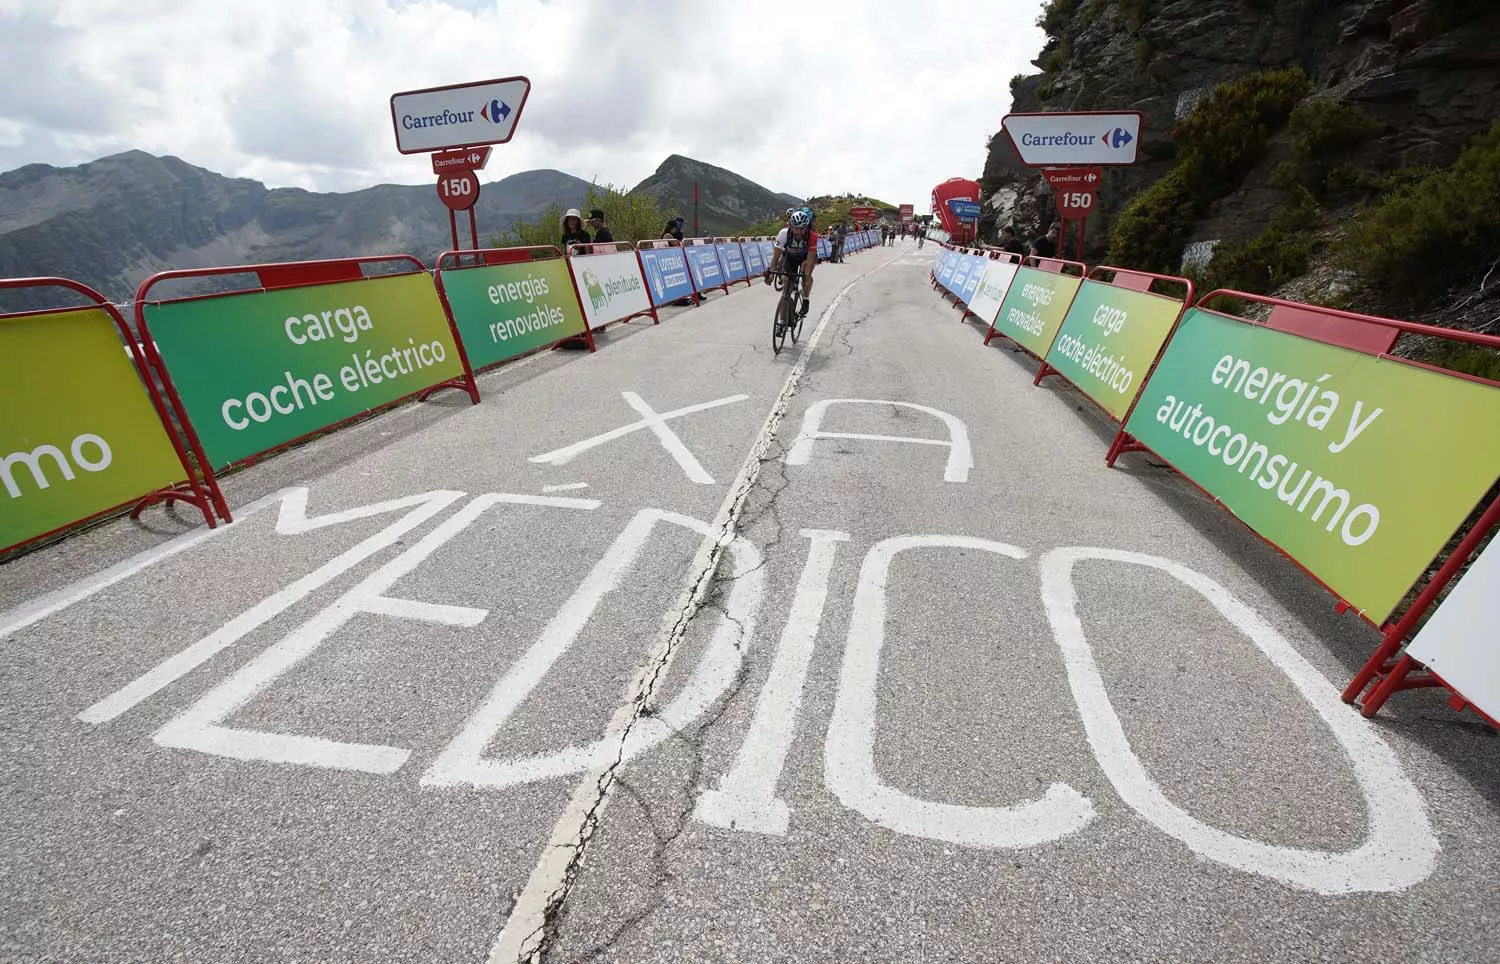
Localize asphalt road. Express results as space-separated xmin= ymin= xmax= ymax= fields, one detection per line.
xmin=2 ymin=240 xmax=1496 ymax=964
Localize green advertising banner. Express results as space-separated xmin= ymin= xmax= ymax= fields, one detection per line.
xmin=2 ymin=308 xmax=185 ymax=549
xmin=1043 ymin=279 xmax=1185 ymax=420
xmin=438 ymin=258 xmax=587 ymax=369
xmin=144 ymin=272 xmax=465 ymax=469
xmin=1124 ymin=307 xmax=1500 ymax=621
xmin=990 ymin=267 xmax=1084 ymax=357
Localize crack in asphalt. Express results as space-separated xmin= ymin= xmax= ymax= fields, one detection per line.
xmin=552 ymin=592 xmax=758 ymax=963
xmin=508 ymin=253 xmax=897 ymax=963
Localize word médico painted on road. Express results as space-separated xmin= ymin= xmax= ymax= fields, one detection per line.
xmin=47 ymin=480 xmax=1436 ymax=898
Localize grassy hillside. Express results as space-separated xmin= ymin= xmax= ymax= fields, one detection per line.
xmin=742 ymin=194 xmax=900 ymax=237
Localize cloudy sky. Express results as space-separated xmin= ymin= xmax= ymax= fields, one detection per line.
xmin=0 ymin=0 xmax=1045 ymax=205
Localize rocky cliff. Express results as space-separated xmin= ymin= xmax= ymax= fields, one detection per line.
xmin=980 ymin=0 xmax=1499 ymax=302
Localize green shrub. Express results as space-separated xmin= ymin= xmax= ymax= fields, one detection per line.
xmin=1173 ymin=67 xmax=1311 ymax=194
xmin=1271 ymin=100 xmax=1383 ymax=199
xmin=1427 ymin=342 xmax=1500 ymax=382
xmin=1040 ymin=37 xmax=1072 ymax=72
xmin=1202 ymin=189 xmax=1320 ymax=294
xmin=1107 ymin=170 xmax=1197 ymax=273
xmin=1335 ymin=122 xmax=1500 ymax=302
xmin=1108 ymin=68 xmax=1311 ymax=270
xmin=498 ymin=180 xmax=668 ymax=248
xmin=1037 ymin=0 xmax=1081 ymax=35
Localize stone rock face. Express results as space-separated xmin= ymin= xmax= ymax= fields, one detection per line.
xmin=978 ymin=0 xmax=1500 ymax=263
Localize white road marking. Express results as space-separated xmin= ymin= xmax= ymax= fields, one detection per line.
xmin=527 ymin=391 xmax=749 ymax=481
xmin=695 ymin=528 xmax=849 ymax=835
xmin=77 ymin=489 xmax=468 ymax=724
xmin=825 ymin=534 xmax=1097 ymax=849
xmin=0 ymin=487 xmax=298 ymax=643
xmin=540 ymin=482 xmax=590 ymax=493
xmin=1038 ymin=546 xmax=1439 ymax=895
xmin=487 ymin=249 xmax=905 ymax=964
xmin=786 ymin=399 xmax=974 ymax=482
xmin=422 ymin=508 xmax=762 ymax=788
xmin=152 ymin=493 xmax=600 ymax=774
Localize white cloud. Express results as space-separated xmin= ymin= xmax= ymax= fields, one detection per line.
xmin=0 ymin=0 xmax=1046 ymax=208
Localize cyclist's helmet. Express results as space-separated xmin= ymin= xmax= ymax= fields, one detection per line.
xmin=789 ymin=208 xmax=813 ymax=229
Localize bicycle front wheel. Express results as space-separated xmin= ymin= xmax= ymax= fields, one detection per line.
xmin=772 ymin=290 xmax=789 ymax=355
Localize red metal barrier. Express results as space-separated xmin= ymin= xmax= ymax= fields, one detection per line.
xmin=1025 ymin=255 xmax=1087 ymax=277
xmin=1102 ymin=287 xmax=1500 ymax=720
xmin=1345 ymin=491 xmax=1500 ymax=723
xmin=1034 ymin=264 xmax=1195 ymax=418
xmin=433 ymin=244 xmax=595 ymax=363
xmin=135 ymin=255 xmax=479 ymax=481
xmin=0 ymin=277 xmax=222 ymax=548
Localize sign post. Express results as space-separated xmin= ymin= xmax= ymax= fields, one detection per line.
xmin=391 ymin=76 xmax=531 ymax=257
xmin=1000 ymin=110 xmax=1142 ymax=263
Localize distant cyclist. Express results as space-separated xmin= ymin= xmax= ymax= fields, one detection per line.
xmin=765 ymin=207 xmax=818 ymax=319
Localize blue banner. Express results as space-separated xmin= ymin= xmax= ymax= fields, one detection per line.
xmin=716 ymin=242 xmax=748 ymax=283
xmin=759 ymin=240 xmax=774 ymax=266
xmin=685 ymin=245 xmax=723 ymax=292
xmin=743 ymin=240 xmax=765 ymax=275
xmin=817 ymin=237 xmax=831 ymax=260
xmin=947 ymin=200 xmax=981 ymax=221
xmin=937 ymin=250 xmax=958 ymax=289
xmin=950 ymin=252 xmax=974 ymax=296
xmin=638 ymin=246 xmax=696 ymax=306
xmin=959 ymin=254 xmax=986 ymax=303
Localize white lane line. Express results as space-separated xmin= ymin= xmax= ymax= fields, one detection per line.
xmin=486 ymin=248 xmax=905 ymax=964
xmin=540 ymin=483 xmax=590 ymax=493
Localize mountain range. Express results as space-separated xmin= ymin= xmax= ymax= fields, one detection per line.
xmin=0 ymin=151 xmax=802 ymax=309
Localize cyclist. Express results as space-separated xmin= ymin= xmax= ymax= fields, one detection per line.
xmin=765 ymin=207 xmax=818 ymax=319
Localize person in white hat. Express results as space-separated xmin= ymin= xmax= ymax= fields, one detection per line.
xmin=561 ymin=208 xmax=591 ymax=248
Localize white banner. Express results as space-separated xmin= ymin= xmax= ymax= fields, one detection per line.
xmin=568 ymin=250 xmax=652 ymax=328
xmin=965 ymin=260 xmax=1021 ymax=326
xmin=1406 ymin=532 xmax=1500 ymax=721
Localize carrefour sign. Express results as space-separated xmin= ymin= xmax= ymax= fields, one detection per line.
xmin=1002 ymin=111 xmax=1143 ymax=166
xmin=390 ymin=76 xmax=531 ymax=154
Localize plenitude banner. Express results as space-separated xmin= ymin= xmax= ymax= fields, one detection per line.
xmin=1124 ymin=307 xmax=1500 ymax=621
xmin=438 ymin=257 xmax=588 ymax=368
xmin=990 ymin=266 xmax=1084 ymax=357
xmin=964 ymin=260 xmax=1020 ymax=325
xmin=1 ymin=307 xmax=189 ymax=549
xmin=144 ymin=272 xmax=465 ymax=469
xmin=1044 ymin=280 xmax=1186 ymax=420
xmin=568 ymin=249 xmax=651 ymax=327
xmin=716 ymin=242 xmax=748 ymax=283
xmin=638 ymin=246 xmax=697 ymax=306
xmin=685 ymin=245 xmax=724 ymax=293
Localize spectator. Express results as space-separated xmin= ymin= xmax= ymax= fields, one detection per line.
xmin=561 ymin=208 xmax=591 ymax=249
xmin=661 ymin=216 xmax=685 ymax=241
xmin=1029 ymin=222 xmax=1061 ymax=259
xmin=588 ymin=208 xmax=614 ymax=244
xmin=997 ymin=225 xmax=1027 ymax=256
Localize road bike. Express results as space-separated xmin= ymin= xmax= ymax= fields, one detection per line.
xmin=766 ymin=268 xmax=807 ymax=355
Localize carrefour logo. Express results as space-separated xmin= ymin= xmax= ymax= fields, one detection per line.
xmin=1020 ymin=127 xmax=1134 ymax=149
xmin=480 ymin=99 xmax=512 ymax=124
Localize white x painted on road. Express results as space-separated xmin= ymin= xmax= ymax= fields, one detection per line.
xmin=529 ymin=391 xmax=749 ymax=484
